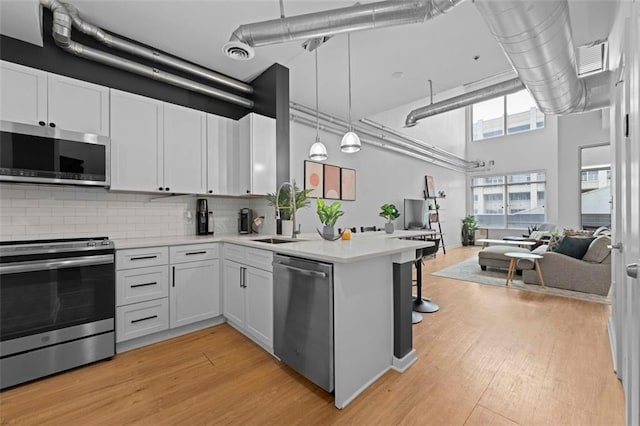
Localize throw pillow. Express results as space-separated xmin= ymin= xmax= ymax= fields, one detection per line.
xmin=554 ymin=236 xmax=596 ymax=259
xmin=563 ymin=228 xmax=593 ymax=237
xmin=582 ymin=235 xmax=612 ymax=263
xmin=547 ymin=234 xmax=563 ymax=251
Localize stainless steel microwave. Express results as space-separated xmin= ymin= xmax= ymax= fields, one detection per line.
xmin=0 ymin=121 xmax=110 ymax=186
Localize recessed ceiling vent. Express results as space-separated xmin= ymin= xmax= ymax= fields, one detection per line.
xmin=578 ymin=40 xmax=608 ymax=76
xmin=223 ymin=41 xmax=255 ymax=60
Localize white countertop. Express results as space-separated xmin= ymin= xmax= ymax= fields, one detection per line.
xmin=113 ymin=229 xmax=438 ymax=264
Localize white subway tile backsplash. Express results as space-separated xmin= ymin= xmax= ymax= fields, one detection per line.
xmin=0 ymin=183 xmax=274 ymax=241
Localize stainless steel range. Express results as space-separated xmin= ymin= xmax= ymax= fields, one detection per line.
xmin=0 ymin=237 xmax=115 ymax=389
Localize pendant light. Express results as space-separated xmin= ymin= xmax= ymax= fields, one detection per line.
xmin=340 ymin=33 xmax=361 ymax=153
xmin=308 ymin=48 xmax=328 ymax=161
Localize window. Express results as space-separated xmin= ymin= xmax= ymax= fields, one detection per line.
xmin=472 ymin=89 xmax=545 ymax=141
xmin=580 ymin=144 xmax=611 ymax=230
xmin=471 ymin=171 xmax=546 ymax=228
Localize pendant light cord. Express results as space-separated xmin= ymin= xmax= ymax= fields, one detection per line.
xmin=315 ymin=49 xmax=320 ymax=139
xmin=347 ymin=33 xmax=353 ymax=132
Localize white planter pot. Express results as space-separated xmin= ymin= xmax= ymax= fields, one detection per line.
xmin=385 ymin=223 xmax=394 ymax=234
xmin=281 ymin=220 xmax=294 ymax=237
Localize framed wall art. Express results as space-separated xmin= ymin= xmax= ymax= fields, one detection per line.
xmin=425 ymin=175 xmax=436 ymax=198
xmin=341 ymin=168 xmax=356 ymax=201
xmin=324 ymin=164 xmax=341 ymax=200
xmin=304 ymin=161 xmax=324 ymax=198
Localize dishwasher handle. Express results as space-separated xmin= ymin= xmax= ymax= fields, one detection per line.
xmin=274 ymin=263 xmax=327 ymax=278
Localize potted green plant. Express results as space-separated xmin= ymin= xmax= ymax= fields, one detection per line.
xmin=264 ymin=181 xmax=312 ymax=235
xmin=379 ymin=203 xmax=400 ymax=234
xmin=316 ymin=198 xmax=344 ymax=240
xmin=461 ymin=215 xmax=479 ymax=246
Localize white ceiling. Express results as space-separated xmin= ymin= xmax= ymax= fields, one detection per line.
xmin=3 ymin=0 xmax=619 ymax=120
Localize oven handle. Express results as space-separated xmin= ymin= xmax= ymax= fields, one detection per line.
xmin=0 ymin=254 xmax=114 ymax=275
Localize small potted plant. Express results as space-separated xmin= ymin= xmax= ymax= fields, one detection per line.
xmin=316 ymin=198 xmax=344 ymax=240
xmin=379 ymin=203 xmax=400 ymax=234
xmin=461 ymin=215 xmax=479 ymax=246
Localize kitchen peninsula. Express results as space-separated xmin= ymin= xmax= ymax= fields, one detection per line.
xmin=114 ymin=230 xmax=435 ymax=409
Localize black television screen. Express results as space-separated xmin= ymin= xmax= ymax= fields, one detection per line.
xmin=404 ymin=199 xmax=428 ymax=230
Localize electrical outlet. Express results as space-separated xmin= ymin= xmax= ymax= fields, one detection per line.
xmin=186 ymin=210 xmax=193 ymax=223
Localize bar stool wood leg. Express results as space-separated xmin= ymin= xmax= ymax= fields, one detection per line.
xmin=535 ymin=259 xmax=545 ymax=287
xmin=506 ymin=258 xmax=516 ymax=286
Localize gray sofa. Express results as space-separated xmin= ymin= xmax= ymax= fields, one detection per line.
xmin=519 ymin=235 xmax=612 ymax=296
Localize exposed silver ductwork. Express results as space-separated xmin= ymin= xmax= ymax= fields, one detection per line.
xmin=405 ymin=77 xmax=524 ymax=127
xmin=475 ymin=0 xmax=610 ymax=115
xmin=40 ymin=0 xmax=254 ymax=108
xmin=225 ymin=0 xmax=464 ymax=58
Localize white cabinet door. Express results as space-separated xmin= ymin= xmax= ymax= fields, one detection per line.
xmin=47 ymin=73 xmax=109 ymax=136
xmin=245 ymin=266 xmax=273 ymax=349
xmin=170 ymin=260 xmax=220 ymax=328
xmin=164 ymin=103 xmax=207 ymax=194
xmin=110 ymin=89 xmax=164 ymax=192
xmin=206 ymin=114 xmax=239 ymax=195
xmin=238 ymin=113 xmax=276 ymax=195
xmin=223 ymin=260 xmax=245 ymax=326
xmin=0 ymin=60 xmax=47 ymax=126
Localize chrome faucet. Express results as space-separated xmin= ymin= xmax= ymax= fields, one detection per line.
xmin=275 ymin=181 xmax=297 ymax=239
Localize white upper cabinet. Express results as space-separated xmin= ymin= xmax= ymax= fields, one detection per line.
xmin=0 ymin=61 xmax=46 ymax=126
xmin=0 ymin=61 xmax=109 ymax=136
xmin=47 ymin=73 xmax=110 ymax=136
xmin=164 ymin=103 xmax=207 ymax=194
xmin=110 ymin=89 xmax=164 ymax=192
xmin=238 ymin=113 xmax=277 ymax=195
xmin=206 ymin=114 xmax=239 ymax=196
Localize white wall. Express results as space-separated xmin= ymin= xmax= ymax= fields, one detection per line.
xmin=289 ymin=103 xmax=467 ymax=249
xmin=557 ymin=110 xmax=610 ymax=229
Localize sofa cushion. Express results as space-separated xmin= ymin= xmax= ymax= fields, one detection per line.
xmin=547 ymin=235 xmax=563 ymax=251
xmin=582 ymin=235 xmax=611 ymax=263
xmin=554 ymin=236 xmax=595 ymax=259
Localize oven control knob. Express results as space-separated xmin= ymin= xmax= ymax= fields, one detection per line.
xmin=101 ymin=240 xmax=111 ymax=246
xmin=87 ymin=241 xmax=96 ymax=247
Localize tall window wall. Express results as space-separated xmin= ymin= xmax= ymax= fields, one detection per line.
xmin=472 ymin=89 xmax=545 ymax=141
xmin=472 ymin=172 xmax=546 ymax=228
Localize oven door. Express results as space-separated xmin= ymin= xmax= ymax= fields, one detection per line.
xmin=0 ymin=252 xmax=115 ymax=353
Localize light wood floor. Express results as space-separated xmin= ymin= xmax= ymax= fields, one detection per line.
xmin=0 ymin=246 xmax=624 ymax=425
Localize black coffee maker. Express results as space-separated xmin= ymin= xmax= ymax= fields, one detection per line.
xmin=238 ymin=208 xmax=252 ymax=234
xmin=196 ymin=199 xmax=209 ymax=235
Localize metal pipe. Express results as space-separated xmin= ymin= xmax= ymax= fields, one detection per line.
xmin=40 ymin=0 xmax=254 ymax=108
xmin=59 ymin=2 xmax=253 ymax=95
xmin=290 ymin=113 xmax=472 ymax=172
xmin=475 ymin=0 xmax=609 ymax=114
xmin=229 ymin=0 xmax=464 ymax=48
xmin=291 ymin=102 xmax=472 ymax=168
xmin=404 ymin=77 xmax=524 ymax=127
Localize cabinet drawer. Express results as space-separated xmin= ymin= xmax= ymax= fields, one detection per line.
xmin=223 ymin=243 xmax=246 ymax=263
xmin=116 ymin=265 xmax=168 ymax=306
xmin=246 ymin=247 xmax=273 ymax=272
xmin=116 ymin=298 xmax=169 ymax=342
xmin=117 ymin=247 xmax=168 ymax=270
xmin=170 ymin=243 xmax=219 ymax=263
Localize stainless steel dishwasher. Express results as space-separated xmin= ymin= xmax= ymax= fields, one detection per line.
xmin=273 ymin=254 xmax=334 ymax=393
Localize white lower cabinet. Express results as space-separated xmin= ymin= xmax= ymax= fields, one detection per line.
xmin=223 ymin=244 xmax=273 ymax=351
xmin=116 ymin=244 xmax=221 ymax=345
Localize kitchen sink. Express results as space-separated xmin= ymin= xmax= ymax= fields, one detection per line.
xmin=252 ymin=238 xmax=301 ymax=244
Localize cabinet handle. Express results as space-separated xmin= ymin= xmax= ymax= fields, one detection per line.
xmin=242 ymin=267 xmax=247 ymax=288
xmin=246 ymin=190 xmax=250 ymax=194
xmin=38 ymin=121 xmax=45 ymax=126
xmin=208 ymin=190 xmax=213 ymax=194
xmin=130 ymin=281 xmax=157 ymax=288
xmin=158 ymin=187 xmax=163 ymax=191
xmin=49 ymin=122 xmax=56 ymax=128
xmin=185 ymin=251 xmax=206 ymax=256
xmin=165 ymin=187 xmax=170 ymax=191
xmin=131 ymin=315 xmax=158 ymax=324
xmin=240 ymin=266 xmax=244 ymax=288
xmin=130 ymin=255 xmax=157 ymax=261
xmin=172 ymin=266 xmax=175 ymax=287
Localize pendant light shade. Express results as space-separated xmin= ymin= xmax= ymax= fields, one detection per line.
xmin=308 ymin=49 xmax=328 ymax=161
xmin=341 ymin=33 xmax=361 ymax=154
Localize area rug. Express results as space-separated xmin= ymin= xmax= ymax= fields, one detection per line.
xmin=431 ymin=256 xmax=611 ymax=304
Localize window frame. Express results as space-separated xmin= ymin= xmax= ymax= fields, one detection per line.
xmin=471 ymin=89 xmax=545 ymax=141
xmin=470 ymin=170 xmax=547 ymax=229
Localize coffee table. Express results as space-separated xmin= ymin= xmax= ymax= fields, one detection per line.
xmin=504 ymin=252 xmax=545 ymax=287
